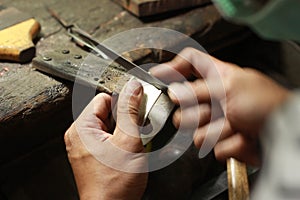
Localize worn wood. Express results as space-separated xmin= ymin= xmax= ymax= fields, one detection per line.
xmin=0 ymin=67 xmax=69 ymax=123
xmin=93 ymin=5 xmax=220 ymax=43
xmin=0 ymin=0 xmax=251 ymax=199
xmin=0 ymin=0 xmax=221 ymax=128
xmin=227 ymin=158 xmax=250 ymax=200
xmin=0 ymin=0 xmax=227 ymax=173
xmin=0 ymin=137 xmax=79 ymax=200
xmin=113 ymin=0 xmax=210 ymax=17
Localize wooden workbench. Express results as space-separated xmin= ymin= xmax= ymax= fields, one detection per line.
xmin=0 ymin=0 xmax=248 ymax=199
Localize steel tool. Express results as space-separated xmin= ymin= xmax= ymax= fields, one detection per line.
xmin=45 ymin=7 xmax=173 ymax=144
xmin=38 ymin=8 xmax=250 ymax=199
xmin=33 ymin=48 xmax=174 ymax=146
xmin=47 ymin=7 xmax=168 ymax=92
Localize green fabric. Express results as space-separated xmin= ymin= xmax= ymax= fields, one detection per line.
xmin=213 ymin=0 xmax=300 ymax=42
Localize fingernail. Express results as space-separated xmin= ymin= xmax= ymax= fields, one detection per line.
xmin=149 ymin=64 xmax=167 ymax=76
xmin=149 ymin=65 xmax=160 ymax=75
xmin=168 ymin=83 xmax=185 ymax=101
xmin=126 ymin=80 xmax=142 ymax=96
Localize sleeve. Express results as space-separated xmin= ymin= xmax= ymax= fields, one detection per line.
xmin=252 ymin=92 xmax=300 ymax=200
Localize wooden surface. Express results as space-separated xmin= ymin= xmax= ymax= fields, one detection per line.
xmin=0 ymin=19 xmax=40 ymax=62
xmin=0 ymin=0 xmax=227 ymax=199
xmin=227 ymin=158 xmax=250 ymax=200
xmin=113 ymin=0 xmax=210 ymax=17
xmin=0 ymin=0 xmax=283 ymax=197
xmin=0 ymin=0 xmax=268 ymax=199
xmin=0 ymin=0 xmax=222 ymax=166
xmin=0 ymin=0 xmax=221 ymax=132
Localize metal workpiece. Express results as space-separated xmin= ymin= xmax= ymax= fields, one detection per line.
xmin=32 ymin=49 xmax=130 ymax=94
xmin=138 ymin=79 xmax=175 ymax=145
xmin=33 ymin=49 xmax=174 ymax=145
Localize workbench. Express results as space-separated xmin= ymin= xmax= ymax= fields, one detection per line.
xmin=0 ymin=0 xmax=257 ymax=199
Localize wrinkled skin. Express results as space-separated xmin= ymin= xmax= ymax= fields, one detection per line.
xmin=65 ymin=48 xmax=291 ymax=199
xmin=65 ymin=81 xmax=147 ymax=200
xmin=150 ymin=48 xmax=291 ymax=166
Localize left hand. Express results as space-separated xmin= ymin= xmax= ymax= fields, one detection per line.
xmin=65 ymin=80 xmax=148 ymax=200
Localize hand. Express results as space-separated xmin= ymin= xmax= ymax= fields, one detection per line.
xmin=150 ymin=48 xmax=291 ymax=166
xmin=64 ymin=80 xmax=147 ymax=200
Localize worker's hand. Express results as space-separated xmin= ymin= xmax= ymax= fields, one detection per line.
xmin=150 ymin=48 xmax=291 ymax=166
xmin=64 ymin=80 xmax=147 ymax=200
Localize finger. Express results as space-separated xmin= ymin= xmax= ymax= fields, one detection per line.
xmin=168 ymin=79 xmax=210 ymax=105
xmin=79 ymin=93 xmax=112 ymax=122
xmin=193 ymin=118 xmax=234 ymax=149
xmin=150 ymin=48 xmax=216 ymax=82
xmin=172 ymin=103 xmax=211 ymax=129
xmin=150 ymin=61 xmax=194 ymax=84
xmin=214 ymin=133 xmax=261 ymax=166
xmin=111 ymin=80 xmax=144 ymax=153
xmin=92 ymin=93 xmax=112 ymax=119
xmin=69 ymin=94 xmax=113 ymax=156
xmin=75 ymin=93 xmax=112 ymax=133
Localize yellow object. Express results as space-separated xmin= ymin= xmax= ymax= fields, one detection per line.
xmin=0 ymin=18 xmax=40 ymax=62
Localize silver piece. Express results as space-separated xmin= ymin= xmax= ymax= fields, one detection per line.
xmin=62 ymin=49 xmax=70 ymax=54
xmin=42 ymin=56 xmax=52 ymax=61
xmin=74 ymin=54 xmax=82 ymax=59
xmin=138 ymin=78 xmax=174 ymax=145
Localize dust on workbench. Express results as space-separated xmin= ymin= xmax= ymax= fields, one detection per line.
xmin=0 ymin=0 xmax=221 ymax=124
xmin=0 ymin=1 xmax=224 ymax=199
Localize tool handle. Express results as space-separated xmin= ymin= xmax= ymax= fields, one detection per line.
xmin=227 ymin=158 xmax=250 ymax=200
xmin=0 ymin=18 xmax=40 ymax=63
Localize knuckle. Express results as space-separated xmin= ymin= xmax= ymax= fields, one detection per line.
xmin=177 ymin=47 xmax=198 ymax=62
xmin=200 ymin=104 xmax=211 ymax=122
xmin=64 ymin=127 xmax=91 ymax=161
xmin=64 ymin=126 xmax=75 ymax=149
xmin=214 ymin=146 xmax=223 ymax=160
xmin=118 ymin=102 xmax=139 ymax=116
xmin=92 ymin=93 xmax=105 ymax=104
xmin=93 ymin=93 xmax=111 ymax=106
xmin=128 ymin=104 xmax=140 ymax=118
xmin=172 ymin=110 xmax=181 ymax=128
xmin=118 ymin=94 xmax=141 ymax=119
xmin=234 ymin=134 xmax=246 ymax=152
xmin=224 ymin=76 xmax=234 ymax=92
xmin=224 ymin=69 xmax=240 ymax=92
xmin=183 ymin=47 xmax=195 ymax=53
xmin=64 ymin=130 xmax=71 ymax=148
xmin=193 ymin=129 xmax=205 ymax=148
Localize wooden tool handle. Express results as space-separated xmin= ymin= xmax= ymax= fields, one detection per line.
xmin=227 ymin=158 xmax=250 ymax=200
xmin=0 ymin=18 xmax=40 ymax=63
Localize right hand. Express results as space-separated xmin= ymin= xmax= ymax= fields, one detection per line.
xmin=150 ymin=48 xmax=291 ymax=166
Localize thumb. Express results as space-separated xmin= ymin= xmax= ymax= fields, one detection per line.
xmin=111 ymin=80 xmax=144 ymax=152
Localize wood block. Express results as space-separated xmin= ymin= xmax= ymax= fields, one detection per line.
xmin=113 ymin=0 xmax=210 ymax=17
xmin=0 ymin=17 xmax=40 ymax=63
